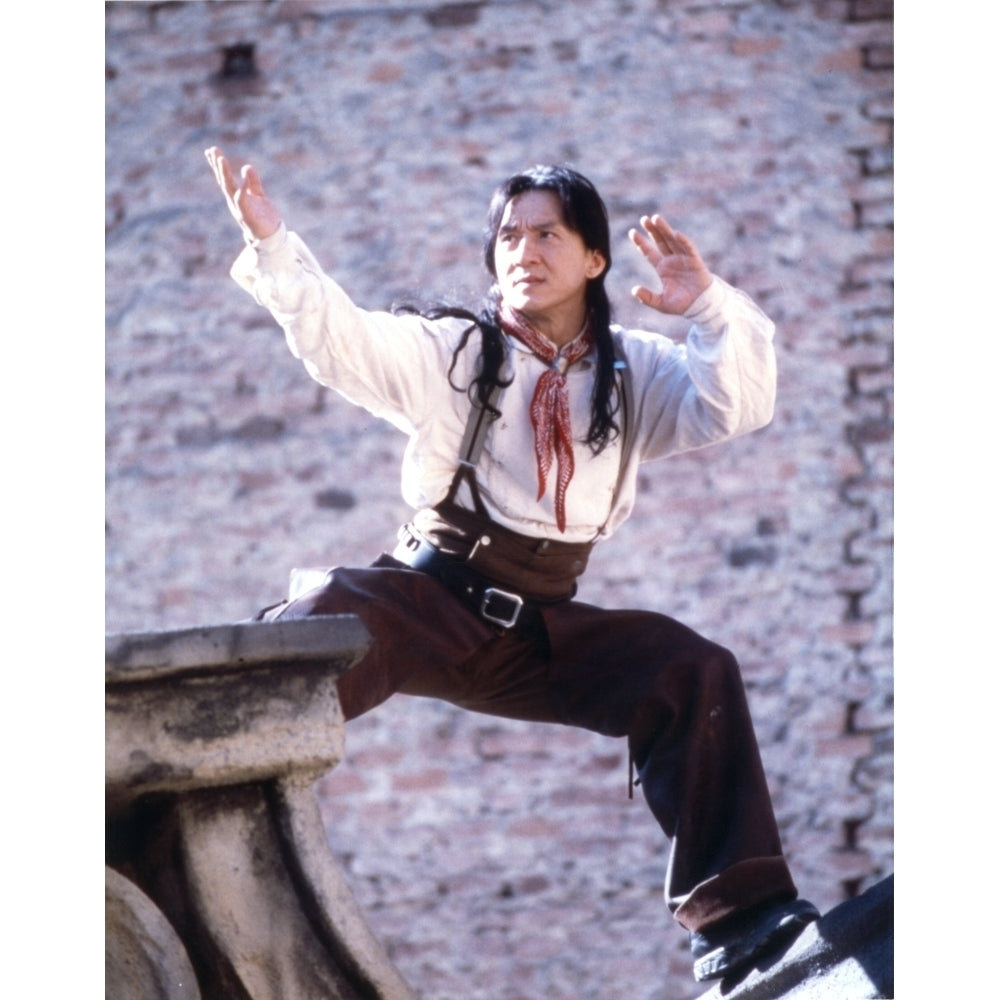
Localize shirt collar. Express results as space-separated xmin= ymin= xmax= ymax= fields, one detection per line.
xmin=505 ymin=322 xmax=596 ymax=366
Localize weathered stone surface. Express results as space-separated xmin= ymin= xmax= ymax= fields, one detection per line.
xmin=106 ymin=614 xmax=371 ymax=680
xmin=106 ymin=617 xmax=369 ymax=805
xmin=698 ymin=876 xmax=893 ymax=1000
xmin=167 ymin=781 xmax=415 ymax=999
xmin=106 ymin=866 xmax=202 ymax=1000
xmin=106 ymin=617 xmax=417 ymax=1000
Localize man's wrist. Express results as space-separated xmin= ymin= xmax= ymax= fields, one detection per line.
xmin=683 ymin=276 xmax=723 ymax=322
xmin=247 ymin=221 xmax=287 ymax=253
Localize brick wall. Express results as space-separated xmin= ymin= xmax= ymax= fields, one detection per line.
xmin=105 ymin=2 xmax=893 ymax=997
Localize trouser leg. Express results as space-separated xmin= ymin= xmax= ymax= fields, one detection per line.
xmin=541 ymin=601 xmax=797 ymax=932
xmin=256 ymin=557 xmax=555 ymax=722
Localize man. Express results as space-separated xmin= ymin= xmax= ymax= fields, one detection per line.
xmin=205 ymin=146 xmax=818 ymax=984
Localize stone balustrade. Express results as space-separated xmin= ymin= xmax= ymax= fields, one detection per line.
xmin=106 ymin=616 xmax=417 ymax=1000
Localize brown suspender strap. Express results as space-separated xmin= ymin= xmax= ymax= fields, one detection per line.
xmin=443 ymin=380 xmax=503 ymax=514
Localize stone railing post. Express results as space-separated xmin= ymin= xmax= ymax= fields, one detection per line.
xmin=106 ymin=616 xmax=417 ymax=1000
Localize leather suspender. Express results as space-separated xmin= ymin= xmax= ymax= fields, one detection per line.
xmin=443 ymin=380 xmax=504 ymax=514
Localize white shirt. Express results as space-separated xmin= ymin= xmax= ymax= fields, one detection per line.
xmin=230 ymin=224 xmax=777 ymax=543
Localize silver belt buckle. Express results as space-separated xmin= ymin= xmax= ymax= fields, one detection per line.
xmin=397 ymin=524 xmax=420 ymax=551
xmin=480 ymin=587 xmax=524 ymax=629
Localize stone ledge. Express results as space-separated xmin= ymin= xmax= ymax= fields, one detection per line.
xmin=106 ymin=616 xmax=372 ymax=805
xmin=106 ymin=614 xmax=371 ymax=682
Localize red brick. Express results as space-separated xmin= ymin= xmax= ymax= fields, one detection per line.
xmin=821 ymin=620 xmax=878 ymax=645
xmin=816 ymin=736 xmax=876 ymax=766
xmin=816 ymin=47 xmax=863 ymax=73
xmin=850 ymin=0 xmax=894 ymax=20
xmin=391 ymin=768 xmax=450 ymax=791
xmin=731 ymin=36 xmax=783 ymax=57
xmin=316 ymin=769 xmax=367 ymax=797
xmin=824 ymin=847 xmax=876 ymax=879
xmin=676 ymin=10 xmax=733 ymax=36
xmin=508 ymin=816 xmax=562 ymax=837
xmin=815 ymin=1 xmax=852 ymax=19
xmin=367 ymin=61 xmax=405 ymax=83
xmin=864 ymin=43 xmax=893 ymax=70
xmin=840 ymin=342 xmax=892 ymax=367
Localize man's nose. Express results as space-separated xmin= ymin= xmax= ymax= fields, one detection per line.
xmin=512 ymin=235 xmax=539 ymax=263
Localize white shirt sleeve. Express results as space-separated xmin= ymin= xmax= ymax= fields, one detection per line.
xmin=229 ymin=224 xmax=464 ymax=436
xmin=626 ymin=276 xmax=777 ymax=463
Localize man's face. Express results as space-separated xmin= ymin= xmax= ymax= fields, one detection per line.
xmin=493 ymin=190 xmax=606 ymax=335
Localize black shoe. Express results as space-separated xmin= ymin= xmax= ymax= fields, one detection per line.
xmin=690 ymin=898 xmax=820 ymax=982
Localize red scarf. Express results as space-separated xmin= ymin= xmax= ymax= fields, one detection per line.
xmin=498 ymin=302 xmax=592 ymax=533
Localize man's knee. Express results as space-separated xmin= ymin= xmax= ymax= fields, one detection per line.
xmin=639 ymin=613 xmax=740 ymax=686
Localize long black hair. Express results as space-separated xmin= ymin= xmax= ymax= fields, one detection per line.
xmin=407 ymin=165 xmax=621 ymax=453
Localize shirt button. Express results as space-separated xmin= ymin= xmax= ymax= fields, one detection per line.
xmin=481 ymin=535 xmax=491 ymax=546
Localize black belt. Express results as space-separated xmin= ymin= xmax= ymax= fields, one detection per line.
xmin=391 ymin=526 xmax=543 ymax=632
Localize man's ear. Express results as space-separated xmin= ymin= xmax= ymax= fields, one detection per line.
xmin=586 ymin=250 xmax=607 ymax=279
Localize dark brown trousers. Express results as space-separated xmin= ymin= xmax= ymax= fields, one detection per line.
xmin=260 ymin=555 xmax=798 ymax=932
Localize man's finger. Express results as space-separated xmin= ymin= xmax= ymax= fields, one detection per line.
xmin=641 ymin=215 xmax=670 ymax=253
xmin=645 ymin=215 xmax=683 ymax=256
xmin=205 ymin=147 xmax=226 ymax=191
xmin=243 ymin=164 xmax=265 ymax=197
xmin=631 ymin=284 xmax=654 ymax=306
xmin=217 ymin=155 xmax=240 ymax=200
xmin=629 ymin=227 xmax=661 ymax=266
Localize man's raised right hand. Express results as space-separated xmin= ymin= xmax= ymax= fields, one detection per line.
xmin=205 ymin=146 xmax=283 ymax=242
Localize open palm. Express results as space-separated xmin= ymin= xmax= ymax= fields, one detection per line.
xmin=205 ymin=146 xmax=283 ymax=242
xmin=629 ymin=214 xmax=713 ymax=315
